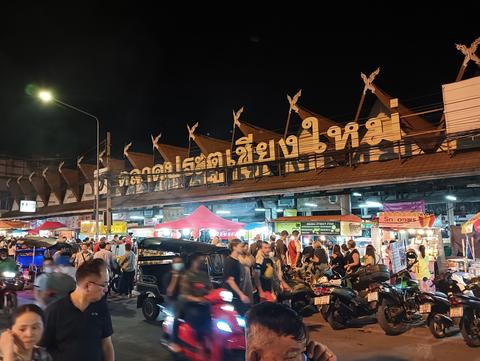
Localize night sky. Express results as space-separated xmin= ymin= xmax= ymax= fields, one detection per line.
xmin=1 ymin=4 xmax=479 ymax=164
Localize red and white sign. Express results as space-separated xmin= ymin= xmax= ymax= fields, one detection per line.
xmin=379 ymin=212 xmax=435 ymax=229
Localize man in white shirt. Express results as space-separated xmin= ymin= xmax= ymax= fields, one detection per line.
xmin=94 ymin=242 xmax=115 ymax=272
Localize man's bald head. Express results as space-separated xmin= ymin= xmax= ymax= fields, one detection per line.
xmin=246 ymin=302 xmax=307 ymax=361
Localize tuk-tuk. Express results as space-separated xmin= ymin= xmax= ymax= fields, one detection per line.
xmin=136 ymin=237 xmax=229 ymax=321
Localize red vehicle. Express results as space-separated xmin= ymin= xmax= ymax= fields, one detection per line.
xmin=163 ymin=288 xmax=246 ymax=361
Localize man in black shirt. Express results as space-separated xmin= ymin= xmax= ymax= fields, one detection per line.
xmin=40 ymin=258 xmax=114 ymax=361
xmin=254 ymin=241 xmax=276 ymax=301
xmin=224 ymin=238 xmax=251 ymax=315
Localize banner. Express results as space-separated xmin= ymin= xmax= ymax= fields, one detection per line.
xmin=379 ymin=212 xmax=435 ymax=229
xmin=390 ymin=240 xmax=407 ymax=274
xmin=383 ymin=200 xmax=425 ymax=212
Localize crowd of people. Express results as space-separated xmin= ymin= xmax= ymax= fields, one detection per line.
xmin=0 ymin=231 xmax=338 ymax=361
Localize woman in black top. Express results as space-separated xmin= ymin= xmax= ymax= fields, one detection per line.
xmin=344 ymin=239 xmax=360 ymax=274
xmin=330 ymin=244 xmax=345 ymax=276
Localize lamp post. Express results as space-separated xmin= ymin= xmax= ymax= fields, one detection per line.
xmin=38 ymin=90 xmax=101 ymax=241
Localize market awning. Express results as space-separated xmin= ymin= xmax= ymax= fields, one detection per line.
xmin=28 ymin=221 xmax=67 ymax=234
xmin=154 ymin=205 xmax=244 ymax=231
xmin=273 ymin=215 xmax=362 ymax=223
xmin=0 ymin=220 xmax=30 ymax=230
xmin=461 ymin=213 xmax=480 ymax=234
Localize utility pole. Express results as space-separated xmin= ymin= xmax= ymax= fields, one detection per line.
xmin=106 ymin=131 xmax=112 ymax=237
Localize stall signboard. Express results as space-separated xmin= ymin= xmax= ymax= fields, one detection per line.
xmin=301 ymin=221 xmax=340 ymax=235
xmin=274 ymin=222 xmax=301 ymax=235
xmin=379 ymin=212 xmax=435 ymax=229
xmin=163 ymin=207 xmax=185 ymax=222
xmin=340 ymin=222 xmax=362 ymax=237
xmin=80 ymin=221 xmax=127 ymax=235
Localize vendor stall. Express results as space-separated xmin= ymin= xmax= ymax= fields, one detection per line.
xmin=459 ymin=213 xmax=480 ymax=276
xmin=272 ymin=214 xmax=363 ymax=250
xmin=376 ymin=212 xmax=441 ymax=279
xmin=28 ymin=221 xmax=67 ymax=237
xmin=153 ymin=205 xmax=244 ymax=242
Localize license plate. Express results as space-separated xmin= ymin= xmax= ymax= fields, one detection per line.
xmin=314 ymin=296 xmax=330 ymax=305
xmin=419 ymin=303 xmax=431 ymax=314
xmin=450 ymin=306 xmax=463 ymax=318
xmin=367 ymin=292 xmax=378 ymax=302
xmin=331 ymin=279 xmax=342 ymax=286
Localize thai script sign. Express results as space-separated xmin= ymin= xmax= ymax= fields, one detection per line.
xmin=379 ymin=212 xmax=436 ymax=229
xmin=118 ymin=113 xmax=402 ymax=191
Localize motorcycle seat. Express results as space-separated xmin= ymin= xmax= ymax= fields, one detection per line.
xmin=435 ymin=291 xmax=448 ymax=298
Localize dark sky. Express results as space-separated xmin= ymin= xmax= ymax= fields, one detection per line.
xmin=1 ymin=3 xmax=479 ymax=164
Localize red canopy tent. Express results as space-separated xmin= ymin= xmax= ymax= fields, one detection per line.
xmin=154 ymin=205 xmax=244 ymax=238
xmin=28 ymin=221 xmax=67 ymax=234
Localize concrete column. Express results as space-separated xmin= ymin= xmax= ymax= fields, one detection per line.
xmin=340 ymin=194 xmax=352 ymax=215
xmin=447 ymin=202 xmax=455 ymax=226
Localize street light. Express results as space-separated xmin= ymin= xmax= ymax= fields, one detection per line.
xmin=37 ymin=89 xmax=101 ymax=241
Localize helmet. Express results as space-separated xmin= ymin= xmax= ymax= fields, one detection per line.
xmin=406 ymin=249 xmax=417 ymax=266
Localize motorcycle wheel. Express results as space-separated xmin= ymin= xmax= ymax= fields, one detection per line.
xmin=142 ymin=297 xmax=160 ymax=321
xmin=110 ymin=276 xmax=120 ymax=294
xmin=376 ymin=298 xmax=409 ymax=336
xmin=428 ymin=312 xmax=447 ymax=338
xmin=3 ymin=293 xmax=17 ymax=316
xmin=326 ymin=306 xmax=347 ymax=330
xmin=460 ymin=309 xmax=480 ymax=347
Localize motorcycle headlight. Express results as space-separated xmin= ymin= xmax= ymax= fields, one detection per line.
xmin=236 ymin=317 xmax=246 ymax=328
xmin=2 ymin=272 xmax=16 ymax=278
xmin=216 ymin=320 xmax=232 ymax=333
xmin=219 ymin=290 xmax=233 ymax=302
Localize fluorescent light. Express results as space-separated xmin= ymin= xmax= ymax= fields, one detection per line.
xmin=216 ymin=210 xmax=231 ymax=215
xmin=304 ymin=203 xmax=318 ymax=207
xmin=352 ymin=192 xmax=362 ymax=197
xmin=184 ymin=213 xmax=191 ymax=216
xmin=129 ymin=215 xmax=144 ymax=220
xmin=445 ymin=195 xmax=457 ymax=201
xmin=359 ymin=201 xmax=383 ymax=208
xmin=275 ymin=208 xmax=283 ymax=212
xmin=255 ymin=208 xmax=266 ymax=212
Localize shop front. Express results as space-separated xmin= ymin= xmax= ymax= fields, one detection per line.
xmin=272 ymin=214 xmax=363 ymax=250
xmin=376 ymin=211 xmax=441 ymax=277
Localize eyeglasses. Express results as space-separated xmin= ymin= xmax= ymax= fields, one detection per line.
xmin=88 ymin=281 xmax=109 ymax=289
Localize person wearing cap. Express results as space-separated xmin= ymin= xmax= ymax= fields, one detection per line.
xmin=34 ymin=271 xmax=76 ymax=309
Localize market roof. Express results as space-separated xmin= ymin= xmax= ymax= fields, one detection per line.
xmin=273 ymin=215 xmax=362 ymax=223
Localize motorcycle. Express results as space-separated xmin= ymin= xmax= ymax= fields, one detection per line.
xmin=375 ymin=268 xmax=426 ymax=335
xmin=0 ymin=270 xmax=21 ymax=315
xmin=277 ymin=265 xmax=317 ymax=316
xmin=457 ymin=289 xmax=480 ymax=347
xmin=425 ymin=270 xmax=469 ymax=338
xmin=312 ymin=265 xmax=390 ymax=330
xmin=162 ymin=288 xmax=245 ymax=361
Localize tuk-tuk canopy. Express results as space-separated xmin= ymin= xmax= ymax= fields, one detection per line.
xmin=138 ymin=237 xmax=229 ymax=255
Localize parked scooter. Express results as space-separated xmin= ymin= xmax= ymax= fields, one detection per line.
xmin=162 ymin=288 xmax=245 ymax=361
xmin=0 ymin=270 xmax=21 ymax=315
xmin=313 ymin=267 xmax=387 ymax=330
xmin=424 ymin=270 xmax=469 ymax=338
xmin=375 ymin=267 xmax=428 ymax=335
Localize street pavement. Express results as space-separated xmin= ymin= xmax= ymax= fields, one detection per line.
xmin=8 ymin=290 xmax=480 ymax=361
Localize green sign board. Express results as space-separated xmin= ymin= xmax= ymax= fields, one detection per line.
xmin=274 ymin=222 xmax=301 ymax=235
xmin=301 ymin=221 xmax=341 ymax=235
